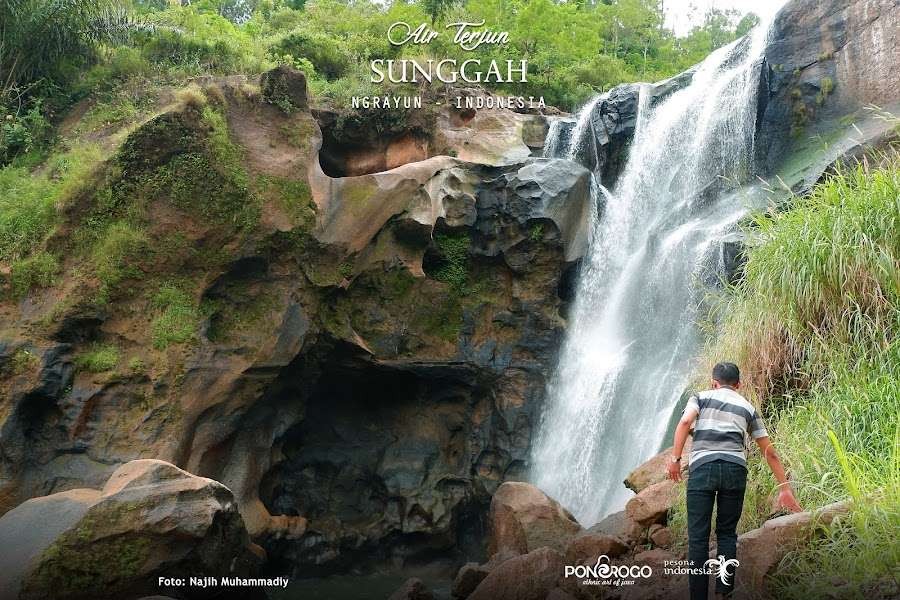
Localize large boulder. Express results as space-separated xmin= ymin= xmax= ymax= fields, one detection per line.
xmin=737 ymin=499 xmax=851 ymax=589
xmin=488 ymin=482 xmax=583 ymax=556
xmin=625 ymin=480 xmax=678 ymax=526
xmin=589 ymin=510 xmax=647 ymax=546
xmin=624 ymin=439 xmax=691 ymax=493
xmin=451 ymin=562 xmax=491 ymax=599
xmin=0 ymin=460 xmax=261 ymax=600
xmin=564 ymin=532 xmax=629 ymax=566
xmin=388 ymin=577 xmax=435 ymax=600
xmin=469 ymin=547 xmax=564 ymax=600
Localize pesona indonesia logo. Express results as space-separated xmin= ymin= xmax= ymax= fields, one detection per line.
xmin=704 ymin=555 xmax=740 ymax=585
xmin=564 ymin=555 xmax=653 ymax=587
xmin=351 ymin=19 xmax=545 ymax=111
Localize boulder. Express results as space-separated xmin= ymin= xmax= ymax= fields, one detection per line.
xmin=545 ymin=590 xmax=577 ymax=600
xmin=625 ymin=480 xmax=678 ymax=526
xmin=260 ymin=65 xmax=308 ymax=111
xmin=737 ymin=500 xmax=850 ymax=589
xmin=488 ymin=482 xmax=583 ymax=556
xmin=452 ymin=562 xmax=491 ymax=599
xmin=469 ymin=547 xmax=565 ymax=600
xmin=0 ymin=459 xmax=260 ymax=600
xmin=648 ymin=524 xmax=674 ymax=548
xmin=588 ymin=510 xmax=646 ymax=545
xmin=624 ymin=440 xmax=691 ymax=493
xmin=565 ymin=532 xmax=630 ymax=565
xmin=634 ymin=548 xmax=678 ymax=566
xmin=388 ymin=577 xmax=435 ymax=600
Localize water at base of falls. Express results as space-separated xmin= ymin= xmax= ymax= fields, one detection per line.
xmin=531 ymin=14 xmax=781 ymax=526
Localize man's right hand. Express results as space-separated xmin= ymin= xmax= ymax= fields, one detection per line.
xmin=666 ymin=457 xmax=682 ymax=482
xmin=777 ymin=485 xmax=802 ymax=512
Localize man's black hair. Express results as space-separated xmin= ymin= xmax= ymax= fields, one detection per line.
xmin=712 ymin=362 xmax=740 ymax=386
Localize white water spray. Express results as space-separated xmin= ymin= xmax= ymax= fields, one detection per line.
xmin=532 ymin=13 xmax=782 ymax=525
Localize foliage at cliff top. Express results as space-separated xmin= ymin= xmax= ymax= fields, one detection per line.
xmin=671 ymin=150 xmax=900 ymax=598
xmin=1 ymin=0 xmax=756 ymax=166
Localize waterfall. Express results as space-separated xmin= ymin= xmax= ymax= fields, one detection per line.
xmin=531 ymin=14 xmax=781 ymax=525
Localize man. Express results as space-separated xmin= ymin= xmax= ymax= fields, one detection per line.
xmin=667 ymin=362 xmax=801 ymax=600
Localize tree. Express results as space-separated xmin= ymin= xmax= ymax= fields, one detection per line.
xmin=0 ymin=0 xmax=141 ymax=104
xmin=421 ymin=0 xmax=461 ymax=25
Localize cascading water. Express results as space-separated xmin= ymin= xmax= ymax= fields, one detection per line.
xmin=531 ymin=14 xmax=781 ymax=525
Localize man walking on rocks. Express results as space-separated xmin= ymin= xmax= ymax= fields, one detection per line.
xmin=667 ymin=362 xmax=802 ymax=600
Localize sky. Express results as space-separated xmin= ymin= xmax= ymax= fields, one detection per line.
xmin=663 ymin=0 xmax=787 ymax=36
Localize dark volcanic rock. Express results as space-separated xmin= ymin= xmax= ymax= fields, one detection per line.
xmin=388 ymin=577 xmax=435 ymax=600
xmin=567 ymin=73 xmax=693 ymax=185
xmin=260 ymin=65 xmax=308 ymax=112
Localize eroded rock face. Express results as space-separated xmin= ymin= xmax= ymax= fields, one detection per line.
xmin=0 ymin=65 xmax=596 ymax=581
xmin=756 ymin=0 xmax=900 ymax=187
xmin=0 ymin=460 xmax=260 ymax=600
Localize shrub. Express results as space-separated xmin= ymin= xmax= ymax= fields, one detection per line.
xmin=9 ymin=252 xmax=59 ymax=297
xmin=269 ymin=29 xmax=352 ymax=80
xmin=76 ymin=344 xmax=120 ymax=372
xmin=150 ymin=283 xmax=198 ymax=349
xmin=91 ymin=221 xmax=149 ymax=300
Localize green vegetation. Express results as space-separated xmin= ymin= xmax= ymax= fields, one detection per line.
xmin=9 ymin=251 xmax=59 ymax=297
xmin=76 ymin=344 xmax=121 ymax=372
xmin=150 ymin=284 xmax=199 ymax=349
xmin=91 ymin=221 xmax=149 ymax=303
xmin=10 ymin=348 xmax=40 ymax=374
xmin=430 ymin=231 xmax=472 ymax=294
xmin=687 ymin=154 xmax=900 ymax=597
xmin=0 ymin=145 xmax=102 ymax=261
xmin=26 ymin=501 xmax=151 ymax=598
xmin=0 ymin=0 xmax=760 ymax=168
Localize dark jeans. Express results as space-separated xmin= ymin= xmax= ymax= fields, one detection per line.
xmin=686 ymin=460 xmax=747 ymax=600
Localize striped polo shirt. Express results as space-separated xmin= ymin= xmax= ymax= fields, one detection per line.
xmin=683 ymin=386 xmax=768 ymax=471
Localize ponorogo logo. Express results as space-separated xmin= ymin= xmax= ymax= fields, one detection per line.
xmin=564 ymin=555 xmax=653 ymax=587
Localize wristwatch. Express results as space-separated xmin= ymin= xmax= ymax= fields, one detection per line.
xmin=670 ymin=455 xmax=681 ymax=463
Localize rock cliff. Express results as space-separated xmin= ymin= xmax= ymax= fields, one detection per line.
xmin=0 ymin=69 xmax=592 ymax=581
xmin=0 ymin=0 xmax=896 ymax=594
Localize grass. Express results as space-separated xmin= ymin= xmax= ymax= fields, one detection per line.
xmin=150 ymin=283 xmax=199 ymax=350
xmin=91 ymin=221 xmax=148 ymax=303
xmin=9 ymin=251 xmax=59 ymax=297
xmin=75 ymin=344 xmax=120 ymax=373
xmin=0 ymin=144 xmax=102 ymax=262
xmin=687 ymin=152 xmax=900 ymax=598
xmin=10 ymin=348 xmax=39 ymax=374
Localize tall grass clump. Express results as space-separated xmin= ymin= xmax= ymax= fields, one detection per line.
xmin=697 ymin=152 xmax=899 ymax=598
xmin=710 ymin=155 xmax=899 ymax=401
xmin=0 ymin=145 xmax=102 ymax=262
